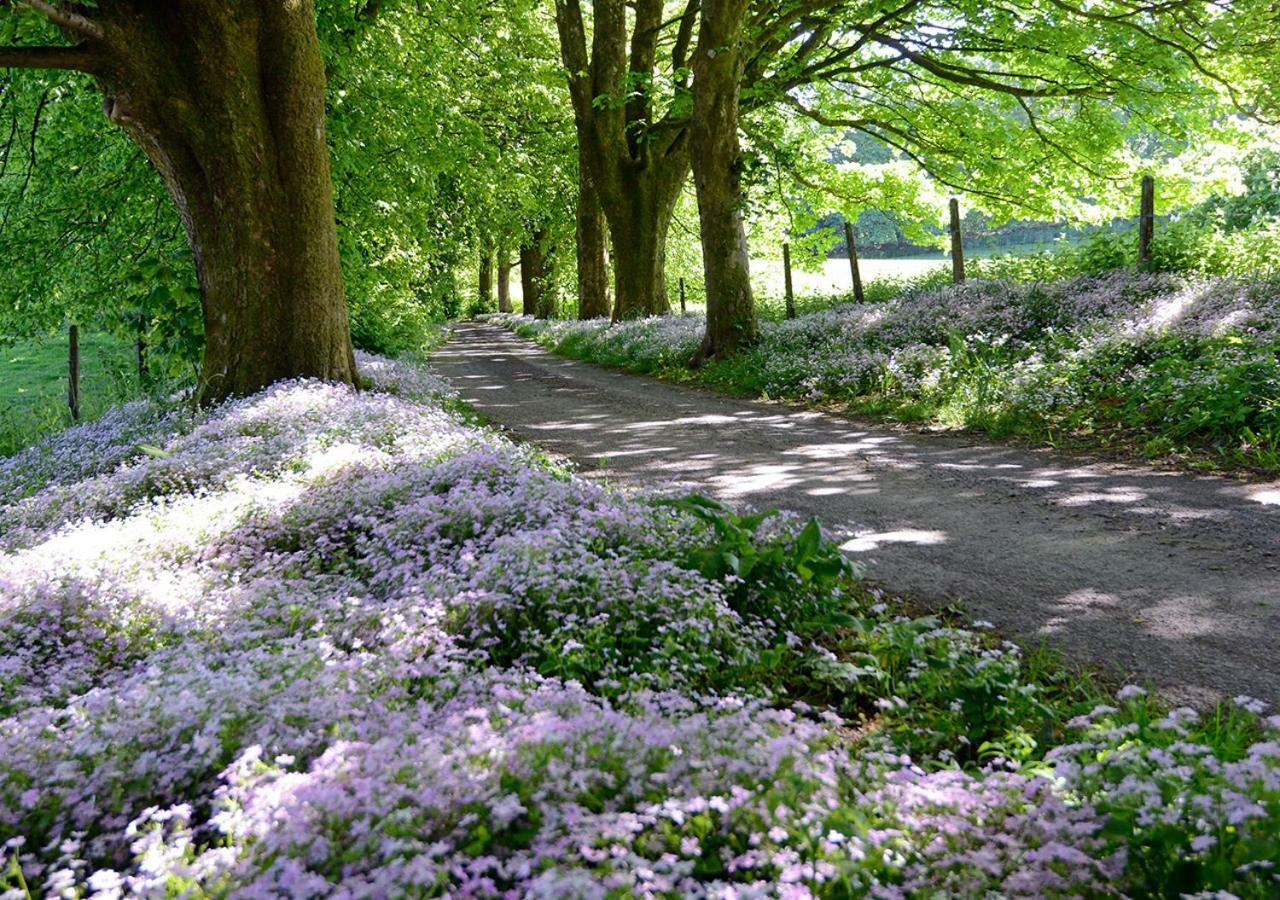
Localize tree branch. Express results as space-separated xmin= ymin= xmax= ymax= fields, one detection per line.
xmin=21 ymin=0 xmax=103 ymax=40
xmin=0 ymin=44 xmax=99 ymax=71
xmin=671 ymin=0 xmax=698 ymax=84
xmin=858 ymin=30 xmax=1098 ymax=97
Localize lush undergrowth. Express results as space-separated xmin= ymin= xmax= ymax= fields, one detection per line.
xmin=0 ymin=334 xmax=142 ymax=458
xmin=497 ymin=270 xmax=1280 ymax=473
xmin=1 ymin=353 xmax=1276 ymax=897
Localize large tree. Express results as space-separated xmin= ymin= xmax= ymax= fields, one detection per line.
xmin=554 ymin=0 xmax=696 ymax=320
xmin=686 ymin=0 xmax=1221 ymax=360
xmin=690 ymin=0 xmax=756 ymax=362
xmin=574 ymin=150 xmax=611 ymax=319
xmin=0 ymin=0 xmax=357 ymax=402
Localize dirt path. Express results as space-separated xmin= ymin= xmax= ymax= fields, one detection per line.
xmin=434 ymin=323 xmax=1280 ymax=706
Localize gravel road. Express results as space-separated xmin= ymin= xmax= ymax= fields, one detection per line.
xmin=434 ymin=323 xmax=1280 ymax=706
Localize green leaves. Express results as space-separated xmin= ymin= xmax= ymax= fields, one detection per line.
xmin=656 ymin=493 xmax=854 ymax=610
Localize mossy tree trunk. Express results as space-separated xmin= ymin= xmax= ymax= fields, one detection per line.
xmin=690 ymin=0 xmax=757 ymax=364
xmin=479 ymin=241 xmax=494 ymax=308
xmin=575 ymin=162 xmax=611 ymax=319
xmin=1 ymin=0 xmax=358 ymax=404
xmin=555 ymin=0 xmax=690 ymax=321
xmin=520 ymin=229 xmax=555 ymax=318
xmin=497 ymin=248 xmax=513 ymax=313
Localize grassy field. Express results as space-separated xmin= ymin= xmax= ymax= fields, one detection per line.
xmin=0 ymin=332 xmax=138 ymax=455
xmin=750 ymin=256 xmax=947 ymax=299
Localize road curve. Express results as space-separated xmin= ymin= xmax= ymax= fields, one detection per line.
xmin=433 ymin=323 xmax=1280 ymax=706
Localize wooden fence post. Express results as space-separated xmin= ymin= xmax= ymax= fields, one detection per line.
xmin=783 ymin=241 xmax=796 ymax=319
xmin=1138 ymin=175 xmax=1155 ymax=265
xmin=949 ymin=198 xmax=965 ymax=284
xmin=68 ymin=323 xmax=81 ymax=422
xmin=679 ymin=277 xmax=687 ymax=314
xmin=136 ymin=316 xmax=148 ymax=383
xmin=844 ymin=220 xmax=865 ymax=303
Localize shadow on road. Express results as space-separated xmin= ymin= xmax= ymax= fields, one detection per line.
xmin=434 ymin=323 xmax=1280 ymax=706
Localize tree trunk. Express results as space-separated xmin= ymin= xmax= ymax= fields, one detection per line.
xmin=606 ymin=164 xmax=684 ymax=320
xmin=479 ymin=243 xmax=494 ymax=308
xmin=1138 ymin=175 xmax=1155 ymax=265
xmin=554 ymin=0 xmax=689 ymax=323
xmin=845 ymin=221 xmax=865 ymax=303
xmin=576 ymin=172 xmax=611 ymax=319
xmin=520 ymin=229 xmax=555 ymax=318
xmin=63 ymin=1 xmax=357 ymax=404
xmin=136 ymin=319 xmax=148 ymax=383
xmin=497 ymin=251 xmax=513 ymax=313
xmin=690 ymin=0 xmax=756 ymax=364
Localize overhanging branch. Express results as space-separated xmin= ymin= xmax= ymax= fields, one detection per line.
xmin=22 ymin=0 xmax=103 ymax=40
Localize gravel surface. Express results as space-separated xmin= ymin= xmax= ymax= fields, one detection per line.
xmin=434 ymin=323 xmax=1280 ymax=706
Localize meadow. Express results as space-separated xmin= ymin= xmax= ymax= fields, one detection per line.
xmin=0 ymin=334 xmax=139 ymax=457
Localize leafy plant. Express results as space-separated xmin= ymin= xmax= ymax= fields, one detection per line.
xmin=655 ymin=493 xmax=853 ymax=617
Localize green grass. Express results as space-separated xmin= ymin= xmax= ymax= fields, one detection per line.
xmin=0 ymin=332 xmax=140 ymax=456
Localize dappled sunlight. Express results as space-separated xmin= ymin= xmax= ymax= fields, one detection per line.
xmin=1141 ymin=596 xmax=1236 ymax=640
xmin=938 ymin=461 xmax=1024 ymax=471
xmin=434 ymin=324 xmax=1280 ymax=706
xmin=841 ymin=528 xmax=948 ymax=553
xmin=1142 ymin=286 xmax=1201 ymax=330
xmin=714 ymin=463 xmax=803 ymax=497
xmin=622 ymin=413 xmax=742 ymax=429
xmin=594 ymin=446 xmax=678 ymax=458
xmin=1127 ymin=282 xmax=1265 ymax=338
xmin=1057 ymin=487 xmax=1150 ymax=506
xmin=787 ymin=439 xmax=900 ymax=459
xmin=527 ymin=420 xmax=607 ymax=432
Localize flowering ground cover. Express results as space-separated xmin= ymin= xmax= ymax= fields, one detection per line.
xmin=2 ymin=351 xmax=1277 ymax=897
xmin=495 ymin=271 xmax=1280 ymax=473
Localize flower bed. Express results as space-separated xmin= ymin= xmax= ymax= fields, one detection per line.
xmin=2 ymin=352 xmax=1276 ymax=897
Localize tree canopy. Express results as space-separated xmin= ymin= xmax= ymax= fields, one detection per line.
xmin=0 ymin=0 xmax=1274 ymax=386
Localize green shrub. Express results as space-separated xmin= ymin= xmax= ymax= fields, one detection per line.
xmin=348 ymin=286 xmax=443 ymax=356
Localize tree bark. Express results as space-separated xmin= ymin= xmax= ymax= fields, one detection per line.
xmin=136 ymin=319 xmax=149 ymax=383
xmin=690 ymin=0 xmax=757 ymax=364
xmin=6 ymin=0 xmax=358 ymax=404
xmin=67 ymin=323 xmax=80 ymax=422
xmin=555 ymin=0 xmax=689 ymax=322
xmin=1138 ymin=175 xmax=1155 ymax=265
xmin=845 ymin=221 xmax=865 ymax=303
xmin=497 ymin=250 xmax=513 ymax=313
xmin=479 ymin=243 xmax=494 ymax=308
xmin=606 ymin=163 xmax=684 ymax=320
xmin=520 ymin=229 xmax=555 ymax=318
xmin=576 ymin=170 xmax=611 ymax=319
xmin=949 ymin=197 xmax=966 ymax=284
